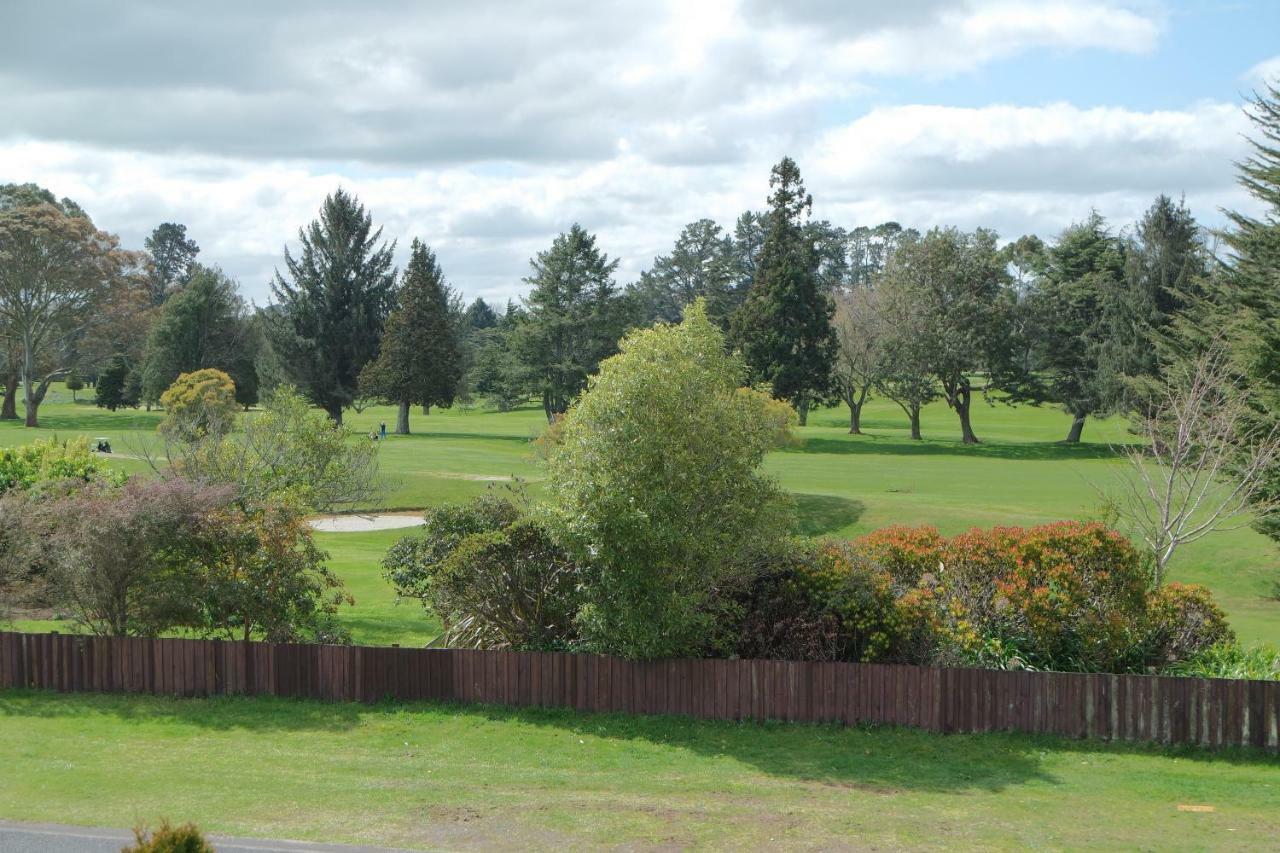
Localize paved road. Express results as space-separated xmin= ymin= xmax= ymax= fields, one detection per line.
xmin=0 ymin=821 xmax=419 ymax=853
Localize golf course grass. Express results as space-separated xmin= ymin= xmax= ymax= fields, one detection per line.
xmin=1 ymin=690 xmax=1277 ymax=850
xmin=3 ymin=383 xmax=1278 ymax=647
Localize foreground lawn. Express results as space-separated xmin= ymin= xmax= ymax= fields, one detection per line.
xmin=4 ymin=384 xmax=1279 ymax=647
xmin=0 ymin=691 xmax=1276 ymax=850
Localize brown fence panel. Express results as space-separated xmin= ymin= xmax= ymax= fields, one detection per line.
xmin=1 ymin=632 xmax=1276 ymax=751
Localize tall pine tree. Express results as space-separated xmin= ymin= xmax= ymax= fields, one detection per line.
xmin=268 ymin=189 xmax=396 ymax=423
xmin=1167 ymin=84 xmax=1280 ymax=542
xmin=730 ymin=157 xmax=836 ymax=425
xmin=359 ymin=239 xmax=462 ymax=434
xmin=514 ymin=224 xmax=629 ymax=421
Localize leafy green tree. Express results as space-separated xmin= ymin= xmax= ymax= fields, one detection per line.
xmin=64 ymin=369 xmax=84 ymax=401
xmin=0 ymin=183 xmax=85 ymax=217
xmin=358 ymin=240 xmax=461 ymax=434
xmin=0 ymin=201 xmax=119 ymax=426
xmin=730 ymin=158 xmax=837 ymax=425
xmin=182 ymin=503 xmax=351 ymax=644
xmin=1028 ymin=213 xmax=1126 ymax=442
xmin=158 ymin=368 xmax=239 ymax=442
xmin=162 ymin=385 xmax=379 ymax=514
xmin=143 ymin=222 xmax=199 ymax=305
xmin=881 ymin=227 xmax=1013 ymax=443
xmin=94 ymin=355 xmax=130 ymax=411
xmin=268 ymin=189 xmax=396 ymax=423
xmin=847 ymin=222 xmax=917 ymax=286
xmin=140 ymin=266 xmax=260 ymax=408
xmin=547 ymin=300 xmax=795 ymax=658
xmin=873 ymin=253 xmax=939 ymax=439
xmin=631 ymin=219 xmax=737 ymax=327
xmin=832 ymin=286 xmax=887 ymax=434
xmin=514 ymin=224 xmax=629 ymax=421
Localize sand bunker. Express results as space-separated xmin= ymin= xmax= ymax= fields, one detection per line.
xmin=307 ymin=513 xmax=426 ymax=533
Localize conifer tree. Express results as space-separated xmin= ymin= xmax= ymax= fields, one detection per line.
xmin=359 ymin=239 xmax=462 ymax=434
xmin=514 ymin=224 xmax=628 ymax=421
xmin=1028 ymin=213 xmax=1126 ymax=442
xmin=268 ymin=190 xmax=396 ymax=424
xmin=730 ymin=157 xmax=837 ymax=425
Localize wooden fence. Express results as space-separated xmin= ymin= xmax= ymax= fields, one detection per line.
xmin=2 ymin=631 xmax=1276 ymax=751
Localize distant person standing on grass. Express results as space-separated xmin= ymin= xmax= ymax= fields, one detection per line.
xmin=380 ymin=421 xmax=387 ymax=439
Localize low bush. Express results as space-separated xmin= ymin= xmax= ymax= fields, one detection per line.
xmin=1164 ymin=641 xmax=1280 ymax=681
xmin=383 ymin=491 xmax=521 ymax=602
xmin=123 ymin=820 xmax=213 ymax=853
xmin=432 ymin=518 xmax=579 ymax=649
xmin=1144 ymin=583 xmax=1234 ymax=666
xmin=730 ymin=539 xmax=928 ymax=663
xmin=384 ymin=491 xmax=576 ymax=650
xmin=0 ymin=436 xmax=123 ymax=494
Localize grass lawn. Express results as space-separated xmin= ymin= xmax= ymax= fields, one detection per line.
xmin=1 ymin=690 xmax=1277 ymax=851
xmin=3 ymin=384 xmax=1279 ymax=647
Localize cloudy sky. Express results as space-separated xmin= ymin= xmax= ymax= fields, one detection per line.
xmin=3 ymin=0 xmax=1278 ymax=305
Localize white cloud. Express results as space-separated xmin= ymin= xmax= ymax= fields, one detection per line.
xmin=1244 ymin=55 xmax=1280 ymax=87
xmin=3 ymin=96 xmax=1257 ymax=308
xmin=3 ymin=0 xmax=1258 ymax=310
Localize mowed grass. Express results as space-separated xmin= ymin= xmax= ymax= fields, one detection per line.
xmin=3 ymin=384 xmax=1279 ymax=646
xmin=1 ymin=690 xmax=1278 ymax=851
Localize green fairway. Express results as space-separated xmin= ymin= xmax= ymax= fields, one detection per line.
xmin=0 ymin=690 xmax=1275 ymax=850
xmin=3 ymin=384 xmax=1279 ymax=647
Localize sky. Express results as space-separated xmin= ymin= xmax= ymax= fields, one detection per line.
xmin=2 ymin=0 xmax=1278 ymax=306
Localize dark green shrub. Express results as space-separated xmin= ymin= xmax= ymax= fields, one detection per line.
xmin=123 ymin=820 xmax=213 ymax=853
xmin=730 ymin=539 xmax=933 ymax=663
xmin=383 ymin=492 xmax=522 ymax=602
xmin=432 ymin=518 xmax=580 ymax=649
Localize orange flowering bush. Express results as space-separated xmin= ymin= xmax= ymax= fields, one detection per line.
xmin=728 ymin=521 xmax=1232 ymax=673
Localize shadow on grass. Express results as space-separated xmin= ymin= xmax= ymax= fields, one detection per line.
xmin=16 ymin=412 xmax=165 ymax=432
xmin=789 ymin=434 xmax=1133 ymax=462
xmin=4 ymin=689 xmax=1273 ymax=794
xmin=386 ymin=431 xmax=534 ymax=445
xmin=792 ymin=494 xmax=866 ymax=536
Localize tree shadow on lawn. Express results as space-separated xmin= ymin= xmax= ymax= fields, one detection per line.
xmin=0 ymin=690 xmax=366 ymax=733
xmin=7 ymin=689 xmax=1272 ymax=794
xmin=14 ymin=412 xmax=165 ymax=432
xmin=789 ymin=434 xmax=1134 ymax=462
xmin=454 ymin=702 xmax=1280 ymax=792
xmin=791 ymin=494 xmax=866 ymax=536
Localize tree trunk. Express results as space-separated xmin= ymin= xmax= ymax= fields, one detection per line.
xmin=796 ymin=395 xmax=809 ymax=427
xmin=909 ymin=405 xmax=922 ymax=440
xmin=24 ymin=377 xmax=53 ymax=428
xmin=1064 ymin=411 xmax=1086 ymax=443
xmin=848 ymin=384 xmax=869 ymax=434
xmin=21 ymin=335 xmax=38 ymax=428
xmin=327 ymin=405 xmax=343 ymax=425
xmin=396 ymin=400 xmax=410 ymax=435
xmin=0 ymin=370 xmax=17 ymax=420
xmin=951 ymin=381 xmax=979 ymax=444
xmin=543 ymin=391 xmax=554 ymax=423
xmin=421 ymin=404 xmax=431 ymax=416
